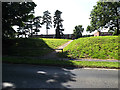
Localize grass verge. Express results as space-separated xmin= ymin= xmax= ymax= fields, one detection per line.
xmin=2 ymin=56 xmax=120 ymax=69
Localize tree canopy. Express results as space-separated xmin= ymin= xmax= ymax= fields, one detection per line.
xmin=2 ymin=2 xmax=66 ymax=39
xmin=42 ymin=10 xmax=52 ymax=35
xmin=53 ymin=10 xmax=64 ymax=38
xmin=2 ymin=2 xmax=37 ymax=38
xmin=87 ymin=1 xmax=120 ymax=35
xmin=33 ymin=16 xmax=42 ymax=35
xmin=73 ymin=25 xmax=84 ymax=39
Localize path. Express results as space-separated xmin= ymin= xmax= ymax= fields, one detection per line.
xmin=41 ymin=40 xmax=73 ymax=59
xmin=2 ymin=63 xmax=118 ymax=88
xmin=64 ymin=58 xmax=120 ymax=62
xmin=57 ymin=40 xmax=73 ymax=49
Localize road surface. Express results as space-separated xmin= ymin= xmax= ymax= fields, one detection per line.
xmin=2 ymin=63 xmax=118 ymax=88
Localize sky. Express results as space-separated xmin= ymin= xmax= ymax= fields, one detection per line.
xmin=32 ymin=0 xmax=99 ymax=35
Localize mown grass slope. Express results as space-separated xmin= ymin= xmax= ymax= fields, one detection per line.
xmin=3 ymin=38 xmax=69 ymax=57
xmin=63 ymin=36 xmax=119 ymax=60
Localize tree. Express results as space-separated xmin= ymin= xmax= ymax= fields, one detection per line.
xmin=24 ymin=19 xmax=34 ymax=37
xmin=53 ymin=10 xmax=64 ymax=38
xmin=73 ymin=25 xmax=84 ymax=39
xmin=2 ymin=2 xmax=37 ymax=38
xmin=86 ymin=25 xmax=94 ymax=33
xmin=17 ymin=26 xmax=27 ymax=38
xmin=87 ymin=2 xmax=120 ymax=35
xmin=42 ymin=10 xmax=52 ymax=35
xmin=33 ymin=16 xmax=42 ymax=35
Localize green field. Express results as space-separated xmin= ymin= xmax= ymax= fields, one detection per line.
xmin=61 ymin=36 xmax=119 ymax=60
xmin=3 ymin=38 xmax=70 ymax=56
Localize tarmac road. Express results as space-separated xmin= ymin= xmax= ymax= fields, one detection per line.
xmin=2 ymin=63 xmax=118 ymax=88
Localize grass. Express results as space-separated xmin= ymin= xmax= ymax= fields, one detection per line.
xmin=61 ymin=36 xmax=119 ymax=60
xmin=41 ymin=38 xmax=70 ymax=49
xmin=3 ymin=38 xmax=70 ymax=57
xmin=2 ymin=36 xmax=119 ymax=69
xmin=2 ymin=56 xmax=119 ymax=69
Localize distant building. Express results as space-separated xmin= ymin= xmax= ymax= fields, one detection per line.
xmin=94 ymin=31 xmax=113 ymax=36
xmin=63 ymin=34 xmax=74 ymax=39
xmin=33 ymin=34 xmax=74 ymax=39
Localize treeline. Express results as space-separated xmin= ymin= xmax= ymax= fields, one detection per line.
xmin=2 ymin=2 xmax=64 ymax=39
xmin=73 ymin=1 xmax=120 ymax=39
xmin=86 ymin=1 xmax=120 ymax=35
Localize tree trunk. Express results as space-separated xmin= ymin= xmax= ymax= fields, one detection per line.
xmin=56 ymin=28 xmax=61 ymax=38
xmin=46 ymin=29 xmax=48 ymax=35
xmin=31 ymin=25 xmax=33 ymax=37
xmin=115 ymin=7 xmax=120 ymax=35
xmin=116 ymin=19 xmax=119 ymax=35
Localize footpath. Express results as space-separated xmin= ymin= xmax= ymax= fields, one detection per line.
xmin=41 ymin=40 xmax=73 ymax=59
xmin=66 ymin=58 xmax=120 ymax=62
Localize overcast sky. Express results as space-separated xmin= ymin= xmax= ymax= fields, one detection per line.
xmin=33 ymin=0 xmax=99 ymax=35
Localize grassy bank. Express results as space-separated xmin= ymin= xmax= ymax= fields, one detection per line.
xmin=2 ymin=56 xmax=119 ymax=69
xmin=61 ymin=36 xmax=119 ymax=60
xmin=3 ymin=38 xmax=69 ymax=57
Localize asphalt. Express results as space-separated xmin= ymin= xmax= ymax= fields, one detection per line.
xmin=2 ymin=63 xmax=118 ymax=88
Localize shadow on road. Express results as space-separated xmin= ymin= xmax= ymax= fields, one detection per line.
xmin=2 ymin=64 xmax=76 ymax=88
